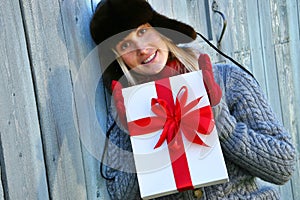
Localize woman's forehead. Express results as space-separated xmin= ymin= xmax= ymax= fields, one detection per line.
xmin=121 ymin=23 xmax=152 ymax=39
xmin=115 ymin=23 xmax=153 ymax=46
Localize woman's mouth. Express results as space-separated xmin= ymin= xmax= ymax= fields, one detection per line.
xmin=142 ymin=51 xmax=157 ymax=64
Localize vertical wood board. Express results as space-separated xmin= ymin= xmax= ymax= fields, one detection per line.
xmin=214 ymin=0 xmax=236 ymax=68
xmin=229 ymin=0 xmax=250 ymax=52
xmin=0 ymin=0 xmax=49 ymax=199
xmin=0 ymin=168 xmax=3 ymax=200
xmin=257 ymin=0 xmax=282 ymax=120
xmin=19 ymin=0 xmax=87 ymax=199
xmin=245 ymin=0 xmax=267 ymax=92
xmin=58 ymin=0 xmax=109 ymax=199
xmin=148 ymin=0 xmax=211 ymax=41
xmin=274 ymin=43 xmax=294 ymax=200
xmin=286 ymin=0 xmax=300 ymax=199
xmin=270 ymin=0 xmax=289 ymax=44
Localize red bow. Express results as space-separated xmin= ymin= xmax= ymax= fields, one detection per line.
xmin=128 ymin=86 xmax=215 ymax=149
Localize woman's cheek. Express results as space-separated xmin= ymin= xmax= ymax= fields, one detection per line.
xmin=122 ymin=54 xmax=136 ymax=69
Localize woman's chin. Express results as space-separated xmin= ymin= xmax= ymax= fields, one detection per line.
xmin=134 ymin=64 xmax=165 ymax=75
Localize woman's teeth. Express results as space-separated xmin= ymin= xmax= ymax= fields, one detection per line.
xmin=143 ymin=52 xmax=156 ymax=64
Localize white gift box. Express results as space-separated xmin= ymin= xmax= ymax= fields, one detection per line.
xmin=122 ymin=71 xmax=229 ymax=199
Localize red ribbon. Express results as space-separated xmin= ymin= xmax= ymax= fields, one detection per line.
xmin=128 ymin=78 xmax=215 ymax=191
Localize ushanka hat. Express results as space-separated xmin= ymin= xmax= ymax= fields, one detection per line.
xmin=90 ymin=0 xmax=197 ymax=45
xmin=90 ymin=0 xmax=197 ymax=92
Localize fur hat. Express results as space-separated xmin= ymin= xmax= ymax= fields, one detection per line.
xmin=90 ymin=0 xmax=197 ymax=45
xmin=90 ymin=0 xmax=197 ymax=93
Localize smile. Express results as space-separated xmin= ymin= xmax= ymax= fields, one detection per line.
xmin=142 ymin=51 xmax=157 ymax=64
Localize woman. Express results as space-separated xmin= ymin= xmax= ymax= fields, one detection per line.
xmin=90 ymin=0 xmax=296 ymax=199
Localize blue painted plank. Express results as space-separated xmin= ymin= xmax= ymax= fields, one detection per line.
xmin=0 ymin=1 xmax=49 ymax=199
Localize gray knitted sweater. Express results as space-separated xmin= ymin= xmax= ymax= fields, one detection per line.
xmin=104 ymin=64 xmax=296 ymax=200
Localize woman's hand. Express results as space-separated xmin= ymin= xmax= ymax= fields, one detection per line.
xmin=111 ymin=80 xmax=128 ymax=128
xmin=198 ymin=54 xmax=222 ymax=106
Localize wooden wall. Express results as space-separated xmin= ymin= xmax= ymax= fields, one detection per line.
xmin=0 ymin=0 xmax=299 ymax=199
xmin=216 ymin=1 xmax=300 ymax=199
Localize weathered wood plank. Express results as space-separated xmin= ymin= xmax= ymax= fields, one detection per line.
xmin=0 ymin=168 xmax=3 ymax=200
xmin=0 ymin=0 xmax=49 ymax=199
xmin=58 ymin=0 xmax=110 ymax=199
xmin=73 ymin=48 xmax=110 ymax=200
xmin=229 ymin=0 xmax=250 ymax=52
xmin=230 ymin=0 xmax=251 ymax=69
xmin=270 ymin=1 xmax=296 ymax=199
xmin=286 ymin=0 xmax=300 ymax=199
xmin=222 ymin=0 xmax=252 ymax=69
xmin=148 ymin=0 xmax=211 ymax=41
xmin=257 ymin=0 xmax=282 ymax=118
xmin=274 ymin=43 xmax=296 ymax=200
xmin=187 ymin=0 xmax=213 ymax=38
xmin=270 ymin=0 xmax=289 ymax=44
xmin=19 ymin=0 xmax=87 ymax=199
xmin=213 ymin=0 xmax=239 ymax=68
xmin=210 ymin=0 xmax=253 ymax=81
xmin=245 ymin=0 xmax=268 ymax=92
xmin=227 ymin=0 xmax=252 ymax=68
xmin=147 ymin=0 xmax=173 ymax=19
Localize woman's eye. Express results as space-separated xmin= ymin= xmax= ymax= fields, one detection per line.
xmin=138 ymin=28 xmax=147 ymax=36
xmin=121 ymin=42 xmax=130 ymax=50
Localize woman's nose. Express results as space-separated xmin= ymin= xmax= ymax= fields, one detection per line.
xmin=134 ymin=40 xmax=149 ymax=55
xmin=137 ymin=47 xmax=149 ymax=55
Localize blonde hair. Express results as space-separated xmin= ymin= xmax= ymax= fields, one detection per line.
xmin=113 ymin=34 xmax=199 ymax=86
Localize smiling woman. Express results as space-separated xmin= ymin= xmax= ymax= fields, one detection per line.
xmin=89 ymin=0 xmax=296 ymax=199
xmin=0 ymin=0 xmax=298 ymax=199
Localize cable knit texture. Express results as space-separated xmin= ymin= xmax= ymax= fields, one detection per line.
xmin=103 ymin=64 xmax=296 ymax=200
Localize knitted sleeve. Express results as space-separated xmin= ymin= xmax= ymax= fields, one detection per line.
xmin=215 ymin=64 xmax=296 ymax=185
xmin=105 ymin=110 xmax=141 ymax=200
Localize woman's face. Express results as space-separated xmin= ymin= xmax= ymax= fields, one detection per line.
xmin=115 ymin=23 xmax=169 ymax=75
